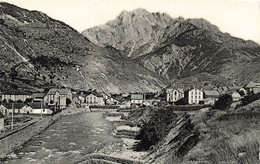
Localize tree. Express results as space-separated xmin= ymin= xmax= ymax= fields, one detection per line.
xmin=241 ymin=93 xmax=260 ymax=106
xmin=214 ymin=94 xmax=233 ymax=110
xmin=175 ymin=98 xmax=188 ymax=105
xmin=135 ymin=108 xmax=178 ymax=150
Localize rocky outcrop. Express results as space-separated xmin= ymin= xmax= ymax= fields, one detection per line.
xmin=0 ymin=3 xmax=167 ymax=93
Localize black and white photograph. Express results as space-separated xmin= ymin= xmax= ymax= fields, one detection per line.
xmin=0 ymin=0 xmax=260 ymax=163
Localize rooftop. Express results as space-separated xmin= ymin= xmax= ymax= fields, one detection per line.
xmin=204 ymin=90 xmax=220 ymax=96
xmin=27 ymin=102 xmax=49 ymax=109
xmin=31 ymin=93 xmax=46 ymax=99
xmin=245 ymin=81 xmax=260 ymax=88
xmin=1 ymin=103 xmax=26 ymax=109
xmin=47 ymin=88 xmax=71 ymax=95
xmin=131 ymin=94 xmax=143 ymax=100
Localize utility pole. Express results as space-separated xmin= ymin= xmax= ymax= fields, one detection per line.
xmin=40 ymin=100 xmax=43 ymax=118
xmin=11 ymin=103 xmax=14 ymax=130
xmin=54 ymin=101 xmax=56 ymax=113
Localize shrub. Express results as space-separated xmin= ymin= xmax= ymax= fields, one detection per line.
xmin=241 ymin=93 xmax=260 ymax=106
xmin=175 ymin=98 xmax=187 ymax=105
xmin=214 ymin=94 xmax=232 ymax=110
xmin=135 ymin=108 xmax=178 ymax=151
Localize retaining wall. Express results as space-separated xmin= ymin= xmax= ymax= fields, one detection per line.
xmin=0 ymin=113 xmax=62 ymax=159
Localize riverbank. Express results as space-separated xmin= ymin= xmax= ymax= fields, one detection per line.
xmin=0 ymin=107 xmax=89 ymax=160
xmin=95 ymin=112 xmax=147 ymax=163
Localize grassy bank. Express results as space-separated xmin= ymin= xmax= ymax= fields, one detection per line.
xmin=126 ymin=107 xmax=260 ymax=163
xmin=182 ymin=110 xmax=260 ymax=164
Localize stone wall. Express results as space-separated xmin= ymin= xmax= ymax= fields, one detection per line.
xmin=0 ymin=113 xmax=62 ymax=159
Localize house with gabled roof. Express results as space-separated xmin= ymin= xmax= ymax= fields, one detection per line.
xmin=46 ymin=88 xmax=72 ymax=109
xmin=226 ymin=90 xmax=242 ymax=102
xmin=201 ymin=90 xmax=220 ymax=105
xmin=22 ymin=102 xmax=52 ymax=115
xmin=0 ymin=104 xmax=8 ymax=116
xmin=31 ymin=92 xmax=47 ymax=102
xmin=184 ymin=88 xmax=204 ymax=105
xmin=166 ymin=88 xmax=184 ymax=103
xmin=130 ymin=94 xmax=144 ymax=107
xmin=1 ymin=103 xmax=26 ymax=114
xmin=84 ymin=93 xmax=105 ymax=106
xmin=244 ymin=81 xmax=260 ymax=94
xmin=105 ymin=96 xmax=120 ymax=105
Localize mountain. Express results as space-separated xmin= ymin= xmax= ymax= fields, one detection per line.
xmin=0 ymin=3 xmax=167 ymax=93
xmin=83 ymin=9 xmax=260 ymax=86
xmin=82 ymin=8 xmax=177 ymax=58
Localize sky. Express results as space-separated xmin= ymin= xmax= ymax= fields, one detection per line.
xmin=2 ymin=0 xmax=260 ymax=43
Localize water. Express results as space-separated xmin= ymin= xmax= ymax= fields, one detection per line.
xmin=4 ymin=112 xmax=122 ymax=164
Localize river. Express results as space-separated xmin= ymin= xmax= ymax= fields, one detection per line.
xmin=3 ymin=112 xmax=122 ymax=164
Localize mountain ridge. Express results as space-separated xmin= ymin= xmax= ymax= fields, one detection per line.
xmin=0 ymin=3 xmax=167 ymax=93
xmin=83 ymin=8 xmax=260 ymax=86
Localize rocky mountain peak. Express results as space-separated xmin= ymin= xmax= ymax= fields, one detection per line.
xmin=82 ymin=8 xmax=260 ymax=86
xmin=185 ymin=18 xmax=220 ymax=33
xmin=83 ymin=8 xmax=178 ymax=58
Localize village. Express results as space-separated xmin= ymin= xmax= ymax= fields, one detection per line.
xmin=0 ymin=81 xmax=259 ymax=135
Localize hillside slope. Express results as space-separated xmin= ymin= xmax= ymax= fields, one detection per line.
xmin=0 ymin=3 xmax=167 ymax=93
xmin=83 ymin=9 xmax=260 ymax=85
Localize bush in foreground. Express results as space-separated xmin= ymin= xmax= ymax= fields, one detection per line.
xmin=135 ymin=108 xmax=177 ymax=151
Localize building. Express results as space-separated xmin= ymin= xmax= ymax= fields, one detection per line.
xmin=72 ymin=95 xmax=81 ymax=107
xmin=130 ymin=94 xmax=144 ymax=107
xmin=0 ymin=104 xmax=8 ymax=116
xmin=226 ymin=90 xmax=242 ymax=102
xmin=1 ymin=91 xmax=31 ymax=102
xmin=218 ymin=86 xmax=229 ymax=95
xmin=0 ymin=113 xmax=4 ymax=132
xmin=106 ymin=97 xmax=120 ymax=105
xmin=185 ymin=88 xmax=204 ymax=105
xmin=46 ymin=88 xmax=72 ymax=109
xmin=22 ymin=102 xmax=53 ymax=115
xmin=85 ymin=93 xmax=105 ymax=106
xmin=1 ymin=103 xmax=26 ymax=114
xmin=101 ymin=92 xmax=111 ymax=100
xmin=245 ymin=82 xmax=260 ymax=94
xmin=252 ymin=88 xmax=260 ymax=94
xmin=166 ymin=88 xmax=184 ymax=103
xmin=31 ymin=92 xmax=47 ymax=102
xmin=202 ymin=90 xmax=220 ymax=105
